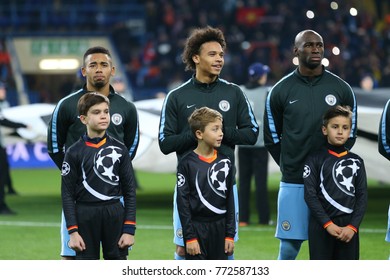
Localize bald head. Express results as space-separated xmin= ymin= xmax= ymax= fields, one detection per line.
xmin=293 ymin=30 xmax=324 ymax=75
xmin=294 ymin=30 xmax=323 ymax=47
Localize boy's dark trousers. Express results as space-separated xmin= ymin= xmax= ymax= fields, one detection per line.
xmin=308 ymin=215 xmax=359 ymax=260
xmin=185 ymin=218 xmax=227 ymax=260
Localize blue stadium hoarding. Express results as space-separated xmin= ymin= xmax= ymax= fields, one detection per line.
xmin=6 ymin=142 xmax=55 ymax=169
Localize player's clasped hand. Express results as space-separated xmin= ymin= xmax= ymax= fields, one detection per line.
xmin=186 ymin=240 xmax=201 ymax=255
xmin=337 ymin=227 xmax=355 ymax=243
xmin=326 ymin=223 xmax=354 ymax=243
xmin=69 ymin=232 xmax=86 ymax=252
xmin=326 ymin=223 xmax=342 ymax=238
xmin=118 ymin=233 xmax=135 ymax=249
xmin=224 ymin=239 xmax=234 ymax=256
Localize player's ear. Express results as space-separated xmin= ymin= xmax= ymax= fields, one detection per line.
xmin=321 ymin=125 xmax=327 ymax=136
xmin=192 ymin=54 xmax=200 ymax=65
xmin=111 ymin=66 xmax=116 ymax=77
xmin=195 ymin=129 xmax=203 ymax=140
xmin=293 ymin=46 xmax=298 ymax=57
xmin=79 ymin=115 xmax=88 ymax=124
xmin=81 ymin=67 xmax=87 ymax=77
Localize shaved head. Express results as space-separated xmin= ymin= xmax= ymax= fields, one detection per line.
xmin=294 ymin=30 xmax=323 ymax=47
xmin=293 ymin=29 xmax=324 ymax=75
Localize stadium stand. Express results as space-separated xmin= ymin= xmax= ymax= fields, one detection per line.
xmin=0 ymin=0 xmax=389 ymax=102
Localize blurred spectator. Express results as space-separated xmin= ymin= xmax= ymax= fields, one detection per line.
xmin=0 ymin=82 xmax=18 ymax=196
xmin=154 ymin=91 xmax=166 ymax=99
xmin=129 ymin=0 xmax=390 ymax=93
xmin=238 ymin=62 xmax=272 ymax=226
xmin=0 ymin=82 xmax=10 ymax=108
xmin=0 ymin=82 xmax=30 ymax=214
xmin=112 ymin=76 xmax=132 ymax=101
xmin=360 ymin=73 xmax=377 ymax=91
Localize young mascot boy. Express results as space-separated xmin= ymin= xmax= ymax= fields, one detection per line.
xmin=61 ymin=92 xmax=136 ymax=260
xmin=176 ymin=107 xmax=235 ymax=260
xmin=303 ymin=105 xmax=367 ymax=259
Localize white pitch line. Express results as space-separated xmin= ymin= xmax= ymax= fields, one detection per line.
xmin=0 ymin=220 xmax=386 ymax=233
xmin=0 ymin=221 xmax=60 ymax=227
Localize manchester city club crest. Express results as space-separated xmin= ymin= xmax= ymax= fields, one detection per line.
xmin=325 ymin=94 xmax=337 ymax=106
xmin=111 ymin=113 xmax=123 ymax=125
xmin=281 ymin=220 xmax=291 ymax=231
xmin=176 ymin=228 xmax=183 ymax=239
xmin=219 ymin=100 xmax=230 ymax=112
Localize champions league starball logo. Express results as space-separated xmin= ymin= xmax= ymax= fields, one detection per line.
xmin=208 ymin=159 xmax=231 ymax=198
xmin=61 ymin=162 xmax=70 ymax=176
xmin=177 ymin=173 xmax=185 ymax=188
xmin=333 ymin=158 xmax=361 ymax=196
xmin=94 ymin=146 xmax=123 ymax=184
xmin=303 ymin=165 xmax=311 ymax=178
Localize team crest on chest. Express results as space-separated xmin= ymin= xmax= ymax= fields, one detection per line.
xmin=219 ymin=100 xmax=230 ymax=112
xmin=325 ymin=94 xmax=337 ymax=106
xmin=111 ymin=113 xmax=123 ymax=125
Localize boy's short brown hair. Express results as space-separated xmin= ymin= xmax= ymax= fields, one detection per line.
xmin=322 ymin=105 xmax=352 ymax=127
xmin=77 ymin=92 xmax=110 ymax=116
xmin=188 ymin=107 xmax=223 ymax=136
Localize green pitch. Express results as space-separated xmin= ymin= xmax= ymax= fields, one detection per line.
xmin=0 ymin=168 xmax=388 ymax=260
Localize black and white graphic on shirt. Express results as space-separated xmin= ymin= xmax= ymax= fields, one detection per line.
xmin=319 ymin=157 xmax=362 ymax=214
xmin=333 ymin=158 xmax=361 ymax=196
xmin=208 ymin=159 xmax=231 ymax=198
xmin=79 ymin=145 xmax=123 ymax=201
xmin=193 ymin=159 xmax=231 ymax=214
xmin=94 ymin=146 xmax=123 ymax=185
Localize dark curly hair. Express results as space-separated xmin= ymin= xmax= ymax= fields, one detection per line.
xmin=181 ymin=26 xmax=226 ymax=72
